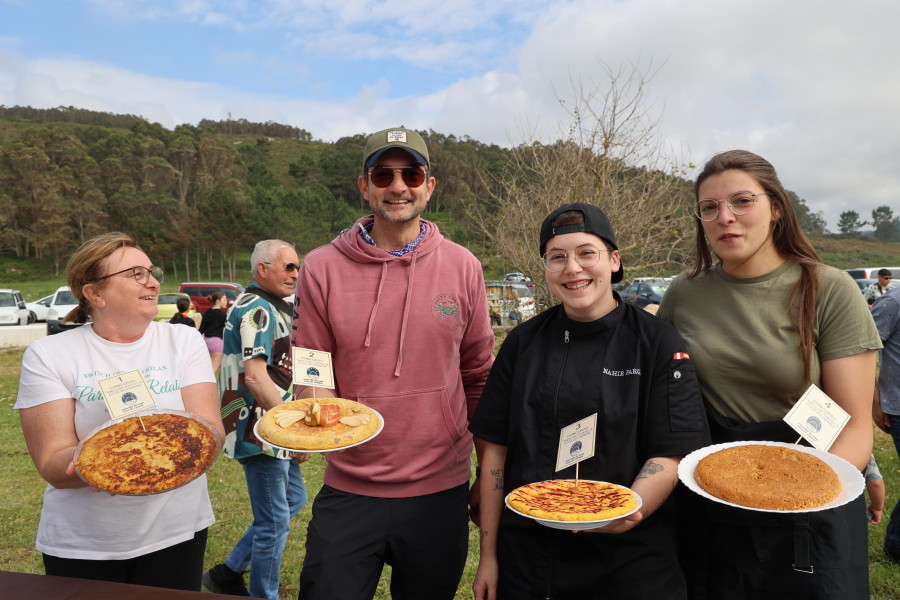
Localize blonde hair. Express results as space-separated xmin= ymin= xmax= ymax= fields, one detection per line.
xmin=64 ymin=232 xmax=139 ymax=323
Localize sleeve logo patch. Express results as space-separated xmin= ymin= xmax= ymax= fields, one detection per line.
xmin=673 ymin=352 xmax=690 ymax=360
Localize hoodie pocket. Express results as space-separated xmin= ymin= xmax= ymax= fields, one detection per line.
xmin=355 ymin=387 xmax=468 ymax=479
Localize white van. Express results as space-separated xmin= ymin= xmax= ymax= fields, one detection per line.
xmin=0 ymin=289 xmax=29 ymax=326
xmin=845 ymin=267 xmax=900 ymax=280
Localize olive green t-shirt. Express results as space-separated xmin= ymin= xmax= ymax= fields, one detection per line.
xmin=658 ymin=261 xmax=881 ymax=422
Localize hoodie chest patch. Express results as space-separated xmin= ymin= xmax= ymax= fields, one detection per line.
xmin=432 ymin=294 xmax=462 ymax=330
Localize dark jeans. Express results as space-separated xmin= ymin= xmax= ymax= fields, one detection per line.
xmin=886 ymin=414 xmax=900 ymax=555
xmin=226 ymin=454 xmax=307 ymax=600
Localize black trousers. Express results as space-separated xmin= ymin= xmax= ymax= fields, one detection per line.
xmin=42 ymin=528 xmax=208 ymax=591
xmin=497 ymin=505 xmax=686 ymax=599
xmin=298 ymin=483 xmax=469 ymax=600
xmin=679 ymin=488 xmax=869 ymax=600
xmin=679 ymin=409 xmax=870 ymax=599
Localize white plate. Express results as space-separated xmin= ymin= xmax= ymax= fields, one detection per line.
xmin=677 ymin=440 xmax=864 ymax=513
xmin=73 ymin=408 xmax=221 ymax=496
xmin=504 ymin=480 xmax=643 ymax=530
xmin=253 ymin=408 xmax=384 ymax=454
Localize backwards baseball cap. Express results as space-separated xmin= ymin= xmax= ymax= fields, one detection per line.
xmin=363 ymin=127 xmax=429 ymax=169
xmin=539 ymin=202 xmax=624 ymax=283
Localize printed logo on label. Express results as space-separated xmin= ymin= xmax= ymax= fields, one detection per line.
xmin=386 ymin=130 xmax=408 ymax=143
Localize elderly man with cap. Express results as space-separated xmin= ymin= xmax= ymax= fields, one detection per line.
xmin=468 ymin=202 xmax=709 ymax=600
xmin=292 ymin=127 xmax=495 ymax=600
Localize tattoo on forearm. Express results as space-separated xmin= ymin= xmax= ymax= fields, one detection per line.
xmin=481 ymin=530 xmax=489 ymax=541
xmin=491 ymin=467 xmax=504 ymax=491
xmin=636 ymin=460 xmax=664 ymax=480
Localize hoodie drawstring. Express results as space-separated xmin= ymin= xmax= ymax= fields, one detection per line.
xmin=364 ymin=262 xmax=388 ymax=348
xmin=393 ymin=252 xmax=417 ymax=376
xmin=361 ymin=253 xmax=417 ymax=377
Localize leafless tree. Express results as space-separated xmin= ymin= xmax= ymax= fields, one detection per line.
xmin=472 ymin=60 xmax=695 ymax=295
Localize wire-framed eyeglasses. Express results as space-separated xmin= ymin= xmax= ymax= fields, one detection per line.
xmin=542 ymin=245 xmax=607 ymax=272
xmin=94 ymin=265 xmax=164 ymax=286
xmin=695 ymin=191 xmax=767 ymax=221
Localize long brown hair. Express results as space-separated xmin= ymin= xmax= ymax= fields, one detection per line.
xmin=689 ymin=150 xmax=821 ymax=384
xmin=64 ymin=232 xmax=139 ymax=323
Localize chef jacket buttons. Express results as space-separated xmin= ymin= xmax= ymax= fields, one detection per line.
xmin=673 ymin=371 xmax=682 ymax=379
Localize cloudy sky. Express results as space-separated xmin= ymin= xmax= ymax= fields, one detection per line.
xmin=1 ymin=0 xmax=898 ymax=230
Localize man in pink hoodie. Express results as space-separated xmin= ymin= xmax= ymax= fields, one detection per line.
xmin=292 ymin=127 xmax=495 ymax=600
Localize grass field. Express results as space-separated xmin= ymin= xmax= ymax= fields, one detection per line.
xmin=1 ymin=345 xmax=899 ymax=598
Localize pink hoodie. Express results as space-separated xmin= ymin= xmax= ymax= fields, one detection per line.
xmin=292 ymin=216 xmax=495 ymax=497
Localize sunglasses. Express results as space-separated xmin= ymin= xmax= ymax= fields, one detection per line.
xmin=263 ymin=262 xmax=299 ymax=273
xmin=367 ymin=165 xmax=427 ymax=189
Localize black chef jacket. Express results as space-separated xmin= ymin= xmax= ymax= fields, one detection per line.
xmin=470 ymin=298 xmax=710 ymax=599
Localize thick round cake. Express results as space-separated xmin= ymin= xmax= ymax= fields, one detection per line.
xmin=694 ymin=444 xmax=840 ymax=510
xmin=257 ymin=398 xmax=380 ymax=451
xmin=75 ymin=412 xmax=220 ymax=495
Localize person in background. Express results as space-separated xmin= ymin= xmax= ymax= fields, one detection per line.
xmin=15 ymin=232 xmax=223 ymax=591
xmin=870 ymin=284 xmax=900 ymax=557
xmin=292 ymin=127 xmax=495 ymax=600
xmin=658 ymin=150 xmax=880 ymax=598
xmin=203 ymin=240 xmax=309 ymax=600
xmin=470 ymin=203 xmax=709 ymax=599
xmin=198 ymin=291 xmax=227 ymax=374
xmin=865 ymin=269 xmax=894 ymax=306
xmin=507 ymin=305 xmax=521 ymax=328
xmin=169 ymin=296 xmax=197 ymax=328
xmin=864 ymin=454 xmax=885 ymax=525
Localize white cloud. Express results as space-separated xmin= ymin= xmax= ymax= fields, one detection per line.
xmin=4 ymin=0 xmax=900 ymax=229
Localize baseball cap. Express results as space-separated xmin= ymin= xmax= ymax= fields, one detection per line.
xmin=363 ymin=127 xmax=429 ymax=168
xmin=539 ymin=202 xmax=624 ymax=283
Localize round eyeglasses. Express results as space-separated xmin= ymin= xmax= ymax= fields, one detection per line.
xmin=695 ymin=191 xmax=767 ymax=221
xmin=94 ymin=265 xmax=164 ymax=286
xmin=542 ymin=245 xmax=607 ymax=272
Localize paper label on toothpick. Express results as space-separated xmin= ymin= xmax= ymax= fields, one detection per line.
xmin=556 ymin=413 xmax=597 ymax=472
xmin=97 ymin=370 xmax=158 ymax=419
xmin=292 ymin=347 xmax=335 ymax=390
xmin=783 ymin=384 xmax=850 ymax=452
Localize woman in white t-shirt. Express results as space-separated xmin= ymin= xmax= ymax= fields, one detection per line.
xmin=15 ymin=232 xmax=225 ymax=591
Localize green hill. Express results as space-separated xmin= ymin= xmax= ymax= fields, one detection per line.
xmin=1 ymin=105 xmax=896 ymax=297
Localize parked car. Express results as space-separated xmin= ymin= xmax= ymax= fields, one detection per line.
xmin=46 ymin=286 xmax=81 ymax=335
xmin=25 ymin=294 xmax=54 ymax=323
xmin=155 ymin=292 xmax=198 ymax=322
xmin=845 ymin=267 xmax=900 ymax=280
xmin=0 ymin=289 xmax=29 ymax=326
xmin=854 ymin=279 xmax=870 ymax=293
xmin=504 ymin=272 xmax=531 ymax=282
xmin=177 ymin=282 xmax=245 ymax=313
xmin=618 ymin=281 xmax=668 ymax=308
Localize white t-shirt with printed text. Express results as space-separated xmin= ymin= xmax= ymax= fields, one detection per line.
xmin=15 ymin=322 xmax=216 ymax=560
